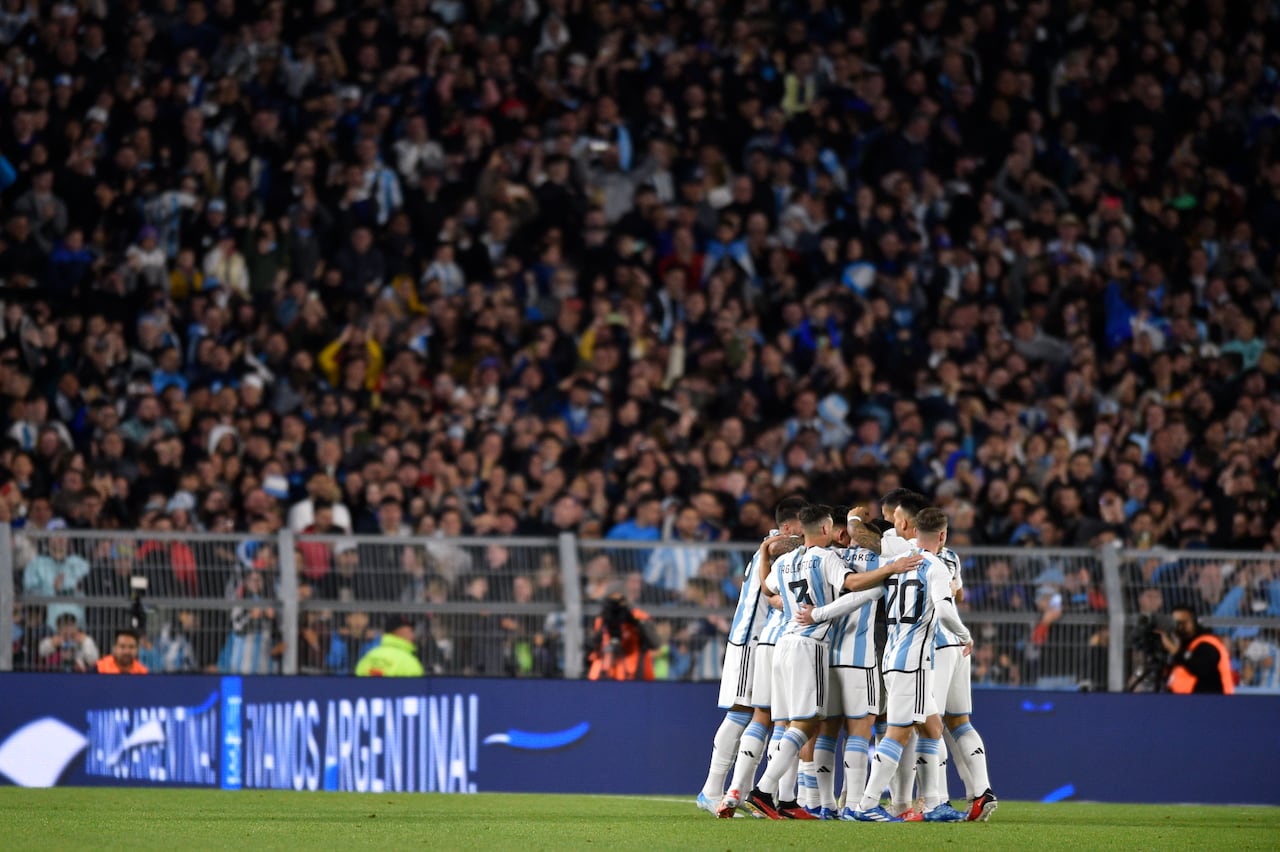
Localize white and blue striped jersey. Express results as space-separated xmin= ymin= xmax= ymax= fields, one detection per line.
xmin=726 ymin=530 xmax=779 ymax=647
xmin=882 ymin=550 xmax=954 ymax=673
xmin=766 ymin=545 xmax=853 ymax=644
xmin=828 ymin=546 xmax=881 ymax=668
xmin=934 ymin=546 xmax=968 ymax=650
xmin=879 ymin=529 xmax=915 ymax=560
xmin=758 ymin=599 xmax=786 ymax=646
xmin=643 ymin=542 xmax=711 ymax=593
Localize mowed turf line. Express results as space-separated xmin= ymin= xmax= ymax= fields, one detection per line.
xmin=2 ymin=789 xmax=1277 ymax=850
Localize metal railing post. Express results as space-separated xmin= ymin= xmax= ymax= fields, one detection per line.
xmin=278 ymin=528 xmax=299 ymax=675
xmin=559 ymin=532 xmax=584 ymax=679
xmin=1100 ymin=544 xmax=1126 ymax=693
xmin=0 ymin=524 xmax=13 ymax=672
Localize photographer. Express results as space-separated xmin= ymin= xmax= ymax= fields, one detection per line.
xmin=37 ymin=613 xmax=100 ymax=672
xmin=587 ymin=592 xmax=659 ymax=681
xmin=1159 ymin=607 xmax=1235 ymax=694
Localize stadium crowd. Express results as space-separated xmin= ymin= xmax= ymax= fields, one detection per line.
xmin=2 ymin=1 xmax=1279 ymax=683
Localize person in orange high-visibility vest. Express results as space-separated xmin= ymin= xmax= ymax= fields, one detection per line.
xmin=588 ymin=593 xmax=659 ymax=681
xmin=1160 ymin=607 xmax=1233 ymax=694
xmin=96 ymin=628 xmax=149 ymax=674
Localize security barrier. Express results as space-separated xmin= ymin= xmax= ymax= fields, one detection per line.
xmin=4 ymin=528 xmax=1279 ymax=693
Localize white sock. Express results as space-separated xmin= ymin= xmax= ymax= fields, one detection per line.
xmin=936 ymin=735 xmax=952 ymax=804
xmin=814 ymin=735 xmax=837 ymax=810
xmin=726 ymin=721 xmax=768 ymax=797
xmin=916 ymin=737 xmax=944 ymax=810
xmin=943 ymin=726 xmax=975 ymax=799
xmin=951 ymin=722 xmax=991 ymax=794
xmin=700 ymin=711 xmax=750 ymax=797
xmin=842 ymin=735 xmax=869 ymax=809
xmin=797 ymin=760 xmax=814 ymax=807
xmin=758 ymin=727 xmax=806 ymax=797
xmin=889 ymin=730 xmax=917 ymax=813
xmin=858 ymin=737 xmax=904 ymax=812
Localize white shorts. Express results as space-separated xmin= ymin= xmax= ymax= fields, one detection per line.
xmin=751 ymin=643 xmax=774 ymax=709
xmin=883 ymin=668 xmax=938 ymax=727
xmin=828 ymin=666 xmax=879 ymax=719
xmin=771 ymin=635 xmax=828 ymax=722
xmin=718 ymin=641 xmax=756 ymax=709
xmin=933 ymin=645 xmax=972 ymax=716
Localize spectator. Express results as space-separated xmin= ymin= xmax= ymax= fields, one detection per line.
xmin=643 ymin=504 xmax=713 ymax=601
xmin=219 ymin=569 xmax=277 ymax=675
xmin=21 ymin=527 xmax=90 ymax=630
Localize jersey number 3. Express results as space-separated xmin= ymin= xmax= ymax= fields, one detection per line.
xmin=885 ymin=577 xmax=924 ymax=625
xmin=788 ymin=579 xmax=813 ymax=606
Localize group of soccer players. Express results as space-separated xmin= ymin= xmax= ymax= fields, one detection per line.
xmin=695 ymin=490 xmax=998 ymax=823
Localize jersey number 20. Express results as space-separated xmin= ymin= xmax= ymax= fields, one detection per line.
xmin=885 ymin=577 xmax=924 ymax=625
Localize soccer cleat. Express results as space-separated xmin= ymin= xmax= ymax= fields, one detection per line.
xmin=778 ymin=800 xmax=819 ymax=819
xmin=850 ymin=806 xmax=904 ymax=822
xmin=968 ymin=789 xmax=998 ymax=822
xmin=922 ymin=803 xmax=968 ymax=822
xmin=839 ymin=807 xmax=861 ymax=821
xmin=898 ymin=808 xmax=923 ymax=822
xmin=804 ymin=806 xmax=822 ymax=818
xmin=815 ymin=807 xmax=839 ymax=821
xmin=696 ymin=792 xmax=719 ymax=815
xmin=745 ymin=788 xmax=784 ymax=820
xmin=716 ymin=789 xmax=741 ymax=819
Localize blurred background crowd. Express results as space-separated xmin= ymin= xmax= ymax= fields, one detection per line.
xmin=1 ymin=0 xmax=1278 ymax=685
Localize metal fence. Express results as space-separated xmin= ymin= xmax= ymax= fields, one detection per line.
xmin=4 ymin=528 xmax=1279 ymax=692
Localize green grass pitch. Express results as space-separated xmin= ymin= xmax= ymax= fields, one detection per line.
xmin=3 ymin=789 xmax=1278 ymax=850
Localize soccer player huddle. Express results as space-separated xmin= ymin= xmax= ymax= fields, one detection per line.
xmin=696 ymin=491 xmax=998 ymax=823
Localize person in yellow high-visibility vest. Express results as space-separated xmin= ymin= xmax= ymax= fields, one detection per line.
xmin=356 ymin=615 xmax=425 ymax=677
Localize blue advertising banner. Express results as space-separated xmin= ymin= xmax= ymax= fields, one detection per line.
xmin=0 ymin=674 xmax=1275 ymax=804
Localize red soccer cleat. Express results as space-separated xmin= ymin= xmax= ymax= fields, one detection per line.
xmin=899 ymin=808 xmax=924 ymax=822
xmin=778 ymin=801 xmax=820 ymax=819
xmin=745 ymin=788 xmax=785 ymax=820
xmin=968 ymin=789 xmax=998 ymax=822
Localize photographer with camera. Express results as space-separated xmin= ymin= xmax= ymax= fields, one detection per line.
xmin=1159 ymin=606 xmax=1235 ymax=694
xmin=587 ymin=591 xmax=659 ymax=681
xmin=37 ymin=613 xmax=100 ymax=672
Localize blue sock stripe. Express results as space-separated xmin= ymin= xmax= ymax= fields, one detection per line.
xmin=916 ymin=737 xmax=941 ymax=755
xmin=847 ymin=736 xmax=870 ymax=750
xmin=783 ymin=729 xmax=807 ymax=749
xmin=815 ymin=735 xmax=837 ymax=751
xmin=726 ymin=710 xmax=752 ymax=726
xmin=744 ymin=722 xmax=768 ymax=740
xmin=877 ymin=739 xmax=904 ymax=762
xmin=952 ymin=722 xmax=975 ymax=738
xmin=874 ymin=721 xmax=887 ymax=737
xmin=770 ymin=727 xmax=785 ymax=743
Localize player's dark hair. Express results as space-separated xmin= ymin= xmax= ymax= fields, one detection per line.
xmin=114 ymin=628 xmax=140 ymax=643
xmin=798 ymin=504 xmax=831 ymax=531
xmin=880 ymin=487 xmax=915 ymax=514
xmin=897 ymin=492 xmax=930 ymax=523
xmin=915 ymin=507 xmax=948 ymax=534
xmin=775 ymin=494 xmax=808 ymax=525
